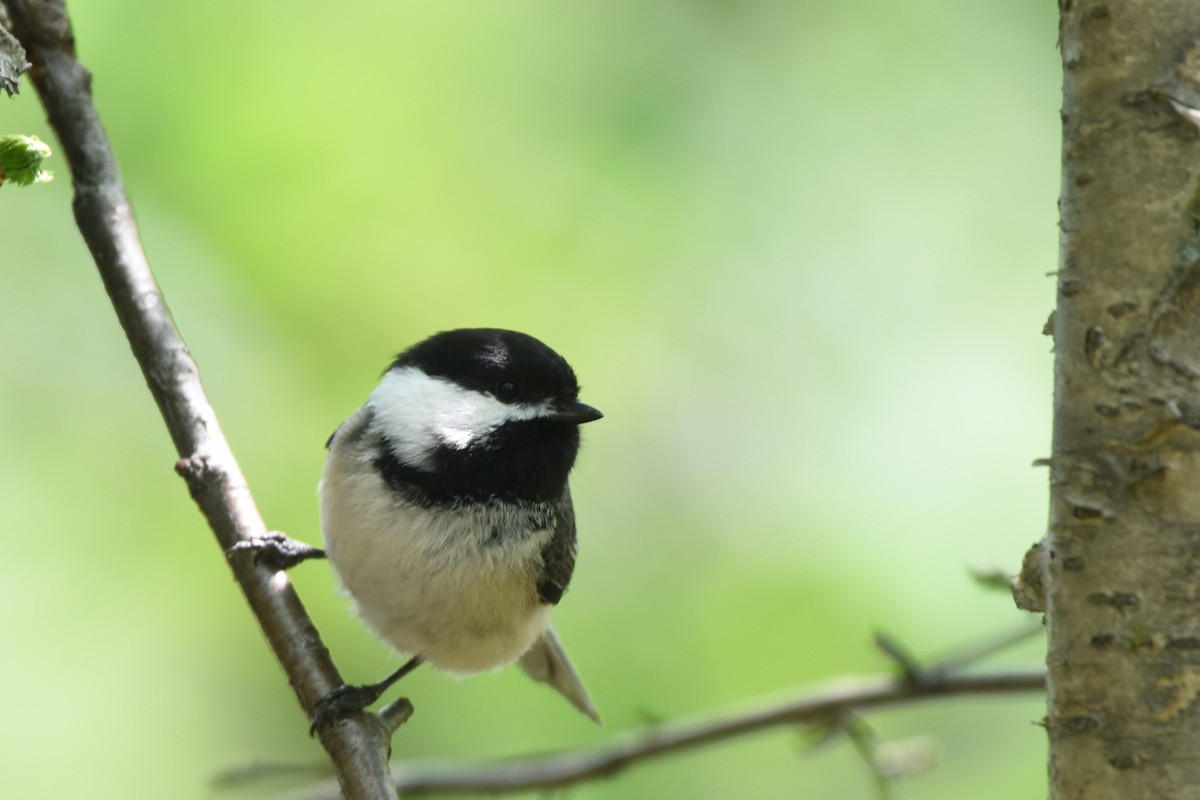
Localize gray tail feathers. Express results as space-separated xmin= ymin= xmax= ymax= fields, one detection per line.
xmin=518 ymin=621 xmax=601 ymax=724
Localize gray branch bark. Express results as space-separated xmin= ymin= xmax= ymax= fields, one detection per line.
xmin=1 ymin=2 xmax=399 ymax=797
xmin=281 ymin=669 xmax=1042 ymax=798
xmin=1049 ymin=1 xmax=1200 ymax=796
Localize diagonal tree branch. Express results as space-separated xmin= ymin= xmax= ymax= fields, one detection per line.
xmin=279 ymin=668 xmax=1043 ymax=798
xmin=2 ymin=2 xmax=398 ymax=797
xmin=214 ymin=624 xmax=1044 ymax=796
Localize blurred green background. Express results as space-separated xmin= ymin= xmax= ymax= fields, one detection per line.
xmin=1 ymin=1 xmax=1056 ymax=798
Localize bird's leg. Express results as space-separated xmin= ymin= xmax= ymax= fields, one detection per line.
xmin=225 ymin=531 xmax=326 ymax=571
xmin=310 ymin=655 xmax=425 ymax=734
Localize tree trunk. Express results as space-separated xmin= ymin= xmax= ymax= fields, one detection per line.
xmin=1048 ymin=1 xmax=1200 ymax=797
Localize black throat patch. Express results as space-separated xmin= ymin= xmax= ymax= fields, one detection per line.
xmin=374 ymin=416 xmax=581 ymax=508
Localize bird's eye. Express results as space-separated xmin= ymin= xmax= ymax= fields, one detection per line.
xmin=495 ymin=381 xmax=520 ymax=402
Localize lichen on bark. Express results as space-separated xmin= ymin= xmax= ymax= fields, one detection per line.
xmin=1048 ymin=2 xmax=1200 ymax=797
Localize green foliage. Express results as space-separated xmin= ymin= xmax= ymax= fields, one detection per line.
xmin=0 ymin=134 xmax=52 ymax=186
xmin=0 ymin=1 xmax=1056 ymax=799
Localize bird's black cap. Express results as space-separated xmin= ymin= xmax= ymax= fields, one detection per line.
xmin=390 ymin=328 xmax=594 ymax=414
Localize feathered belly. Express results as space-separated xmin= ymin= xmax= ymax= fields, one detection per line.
xmin=320 ymin=466 xmax=552 ymax=673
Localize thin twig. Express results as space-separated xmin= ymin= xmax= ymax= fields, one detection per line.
xmin=923 ymin=622 xmax=1043 ymax=678
xmin=3 ymin=3 xmax=397 ymax=798
xmin=273 ymin=669 xmax=1042 ymax=798
xmin=874 ymin=621 xmax=1043 ymax=685
xmin=841 ymin=715 xmax=896 ymax=800
xmin=872 ymin=632 xmax=923 ymax=681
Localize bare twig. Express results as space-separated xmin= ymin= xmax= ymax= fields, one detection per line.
xmin=3 ymin=2 xmax=397 ymax=797
xmin=268 ymin=669 xmax=1042 ymax=798
xmin=922 ymin=622 xmax=1043 ymax=677
xmin=841 ymin=715 xmax=897 ymax=800
xmin=874 ymin=622 xmax=1042 ymax=685
xmin=872 ymin=632 xmax=923 ymax=681
xmin=219 ymin=624 xmax=1044 ymax=794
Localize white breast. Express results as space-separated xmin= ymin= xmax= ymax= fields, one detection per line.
xmin=319 ymin=407 xmax=553 ymax=674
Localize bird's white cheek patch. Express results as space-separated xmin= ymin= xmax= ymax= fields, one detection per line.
xmin=436 ymin=423 xmax=476 ymax=450
xmin=369 ymin=367 xmax=552 ymax=462
xmin=431 ymin=393 xmax=503 ymax=450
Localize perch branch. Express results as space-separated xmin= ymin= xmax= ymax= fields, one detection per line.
xmin=2 ymin=2 xmax=398 ymax=797
xmin=280 ymin=668 xmax=1043 ymax=798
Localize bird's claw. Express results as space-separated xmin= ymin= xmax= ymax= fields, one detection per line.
xmin=309 ymin=683 xmax=396 ymax=736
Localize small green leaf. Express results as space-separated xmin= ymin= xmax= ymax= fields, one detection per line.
xmin=0 ymin=135 xmax=53 ymax=186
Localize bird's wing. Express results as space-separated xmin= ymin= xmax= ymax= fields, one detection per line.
xmin=535 ymin=489 xmax=578 ymax=605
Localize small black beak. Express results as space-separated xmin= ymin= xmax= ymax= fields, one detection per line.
xmin=553 ymin=399 xmax=603 ymax=425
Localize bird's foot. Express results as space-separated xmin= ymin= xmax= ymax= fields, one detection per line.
xmin=309 ymin=683 xmax=396 ymax=735
xmin=309 ymin=656 xmax=424 ymax=735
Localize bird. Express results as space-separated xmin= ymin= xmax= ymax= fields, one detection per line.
xmin=312 ymin=328 xmax=603 ymax=726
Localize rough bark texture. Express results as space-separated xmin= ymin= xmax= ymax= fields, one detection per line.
xmin=1049 ymin=2 xmax=1200 ymax=797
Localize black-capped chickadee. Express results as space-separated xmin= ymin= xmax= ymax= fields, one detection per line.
xmin=313 ymin=328 xmax=602 ymax=725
